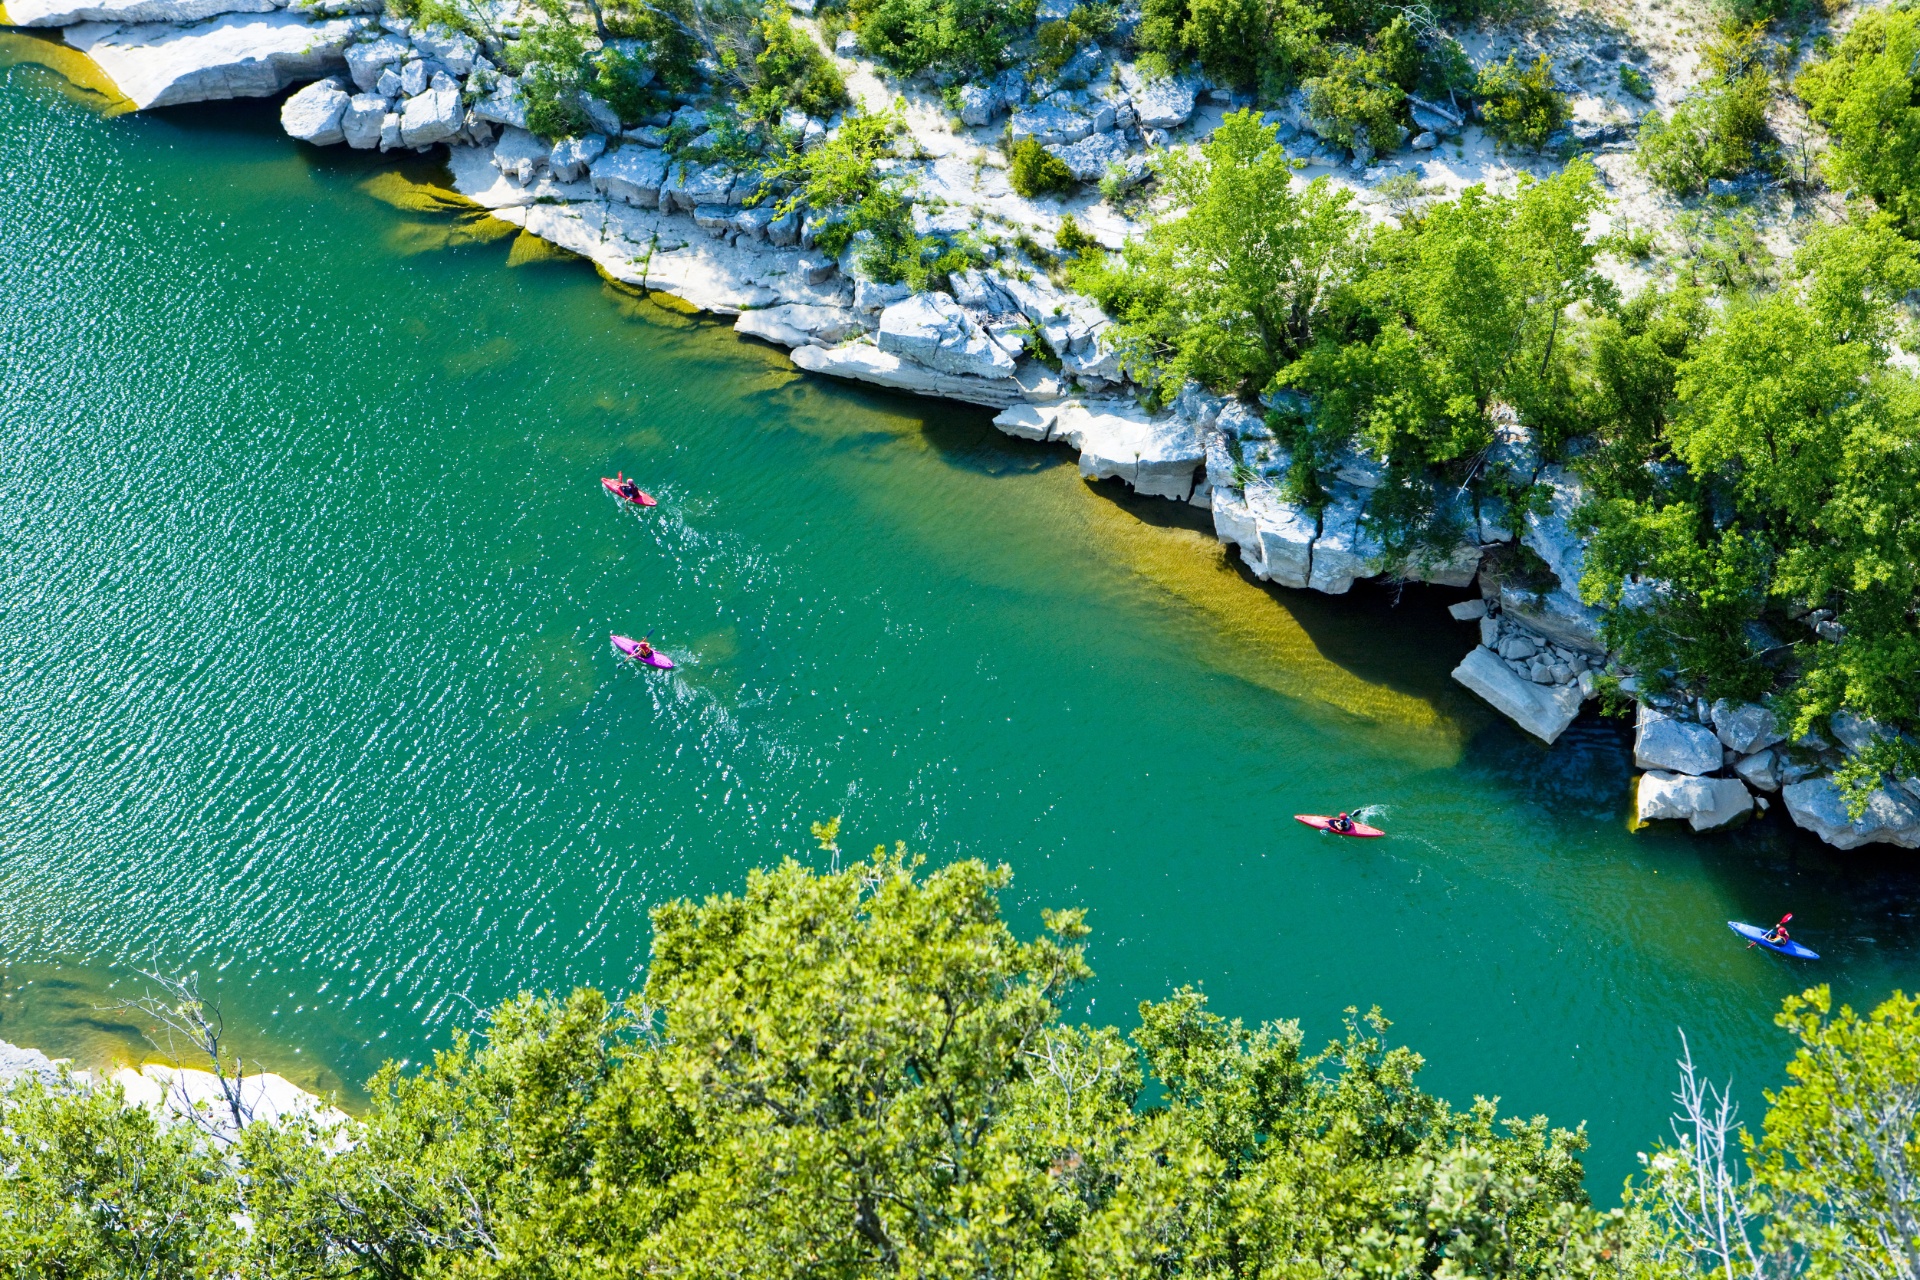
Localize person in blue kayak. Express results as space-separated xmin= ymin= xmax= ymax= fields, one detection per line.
xmin=1331 ymin=812 xmax=1355 ymax=833
xmin=1751 ymin=913 xmax=1793 ymax=948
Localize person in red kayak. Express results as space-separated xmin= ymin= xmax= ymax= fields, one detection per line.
xmin=615 ymin=471 xmax=642 ymax=502
xmin=1331 ymin=812 xmax=1354 ymax=833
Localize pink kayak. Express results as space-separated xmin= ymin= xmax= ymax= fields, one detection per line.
xmin=611 ymin=633 xmax=674 ymax=669
xmin=1295 ymin=814 xmax=1385 ymax=838
xmin=601 ymin=476 xmax=657 ymax=507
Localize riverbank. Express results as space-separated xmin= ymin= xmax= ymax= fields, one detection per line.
xmin=10 ymin=0 xmax=1912 ymax=850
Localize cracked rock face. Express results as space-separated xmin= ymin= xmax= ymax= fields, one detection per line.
xmin=1118 ymin=62 xmax=1194 ymax=128
xmin=876 ymin=292 xmax=1017 ymax=380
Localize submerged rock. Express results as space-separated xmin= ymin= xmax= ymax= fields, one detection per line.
xmin=66 ymin=11 xmax=365 ymax=110
xmin=1452 ymin=646 xmax=1583 ymax=744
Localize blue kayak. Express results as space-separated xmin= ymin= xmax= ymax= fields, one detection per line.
xmin=1729 ymin=921 xmax=1819 ymax=960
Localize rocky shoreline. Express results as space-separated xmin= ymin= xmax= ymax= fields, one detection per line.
xmin=10 ymin=0 xmax=1917 ymax=852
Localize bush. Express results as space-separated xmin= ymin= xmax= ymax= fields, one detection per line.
xmin=1639 ymin=27 xmax=1776 ymax=195
xmin=1475 ymin=53 xmax=1568 ymax=149
xmin=1138 ymin=0 xmax=1334 ymax=93
xmin=1008 ymin=137 xmax=1075 ymax=197
xmin=1304 ymin=47 xmax=1405 ymax=152
xmin=1618 ymin=63 xmax=1652 ymax=99
xmin=1798 ymin=6 xmax=1920 ymax=229
xmin=1035 ymin=2 xmax=1116 ymax=76
xmin=746 ymin=6 xmax=848 ymax=121
xmin=849 ymin=0 xmax=1037 ymax=76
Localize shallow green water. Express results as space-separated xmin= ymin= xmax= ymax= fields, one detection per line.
xmin=5 ymin=52 xmax=1920 ymax=1190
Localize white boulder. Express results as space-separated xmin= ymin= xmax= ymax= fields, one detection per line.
xmin=1634 ymin=705 xmax=1723 ymax=776
xmin=1009 ymin=103 xmax=1092 ymax=146
xmin=1119 ymin=62 xmax=1195 ymax=128
xmin=338 ymin=92 xmax=386 ymax=148
xmin=590 ymin=146 xmax=669 ymax=207
xmin=1733 ymin=748 xmax=1782 ymax=792
xmin=280 ymin=76 xmax=349 ymax=144
xmin=1208 ymin=483 xmax=1318 ymax=589
xmin=789 ymin=342 xmax=1028 ymax=409
xmin=343 ymin=31 xmax=408 ymax=91
xmin=735 ymin=304 xmax=864 ymax=348
xmin=65 ymin=11 xmax=365 ymax=110
xmin=1046 ymin=131 xmax=1139 ymax=184
xmin=398 ymin=82 xmax=462 ymax=146
xmin=469 ymin=74 xmax=528 ymax=129
xmin=410 ymin=23 xmax=477 ymax=75
xmin=1636 ymin=771 xmax=1754 ymax=832
xmin=1830 ymin=709 xmax=1897 ymax=755
xmin=1783 ymin=777 xmax=1920 ymax=850
xmin=876 ymin=292 xmax=1017 ymax=380
xmin=547 ymin=133 xmax=607 ymax=181
xmin=1710 ymin=700 xmax=1783 ymax=756
xmin=957 ymin=83 xmax=999 ymax=127
xmin=1507 ymin=465 xmax=1605 ymax=651
xmin=661 ymin=160 xmax=739 ymax=214
xmin=992 ymin=403 xmax=1060 ymax=441
xmin=1452 ymin=646 xmax=1583 ymax=745
xmin=1053 ymin=401 xmax=1203 ymax=500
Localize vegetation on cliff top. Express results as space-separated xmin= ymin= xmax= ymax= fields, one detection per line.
xmin=3 ymin=850 xmax=1919 ymax=1278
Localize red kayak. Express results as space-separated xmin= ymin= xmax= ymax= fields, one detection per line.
xmin=611 ymin=633 xmax=674 ymax=669
xmin=601 ymin=476 xmax=657 ymax=507
xmin=1295 ymin=814 xmax=1386 ymax=838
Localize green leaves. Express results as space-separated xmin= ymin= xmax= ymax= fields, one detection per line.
xmin=1072 ymin=110 xmax=1362 ymax=399
xmin=1798 ymin=7 xmax=1920 ymax=232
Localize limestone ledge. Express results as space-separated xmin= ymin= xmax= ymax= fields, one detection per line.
xmin=0 ymin=1036 xmax=346 ymax=1145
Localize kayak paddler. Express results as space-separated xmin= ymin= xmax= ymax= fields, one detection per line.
xmin=1331 ymin=812 xmax=1354 ymax=833
xmin=636 ymin=638 xmax=655 ymax=661
xmin=1752 ymin=913 xmax=1793 ymax=948
xmin=616 ymin=471 xmax=641 ymax=501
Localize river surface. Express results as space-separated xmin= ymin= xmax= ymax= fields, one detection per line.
xmin=5 ymin=47 xmax=1920 ymax=1193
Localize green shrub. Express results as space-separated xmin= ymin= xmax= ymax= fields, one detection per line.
xmin=1618 ymin=63 xmax=1652 ymax=99
xmin=1035 ymin=2 xmax=1116 ymax=75
xmin=849 ymin=0 xmax=1036 ymax=76
xmin=746 ymin=6 xmax=848 ymax=121
xmin=1304 ymin=47 xmax=1405 ymax=152
xmin=1798 ymin=6 xmax=1920 ymax=229
xmin=1475 ymin=53 xmax=1568 ymax=149
xmin=1638 ymin=25 xmax=1775 ymax=194
xmin=1008 ymin=137 xmax=1076 ymax=197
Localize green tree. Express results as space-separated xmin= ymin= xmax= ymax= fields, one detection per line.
xmin=1798 ymin=6 xmax=1920 ymax=231
xmin=1072 ymin=109 xmax=1363 ymax=399
xmin=0 ymin=1078 xmax=241 ymax=1277
xmin=848 ymin=0 xmax=1036 ymax=77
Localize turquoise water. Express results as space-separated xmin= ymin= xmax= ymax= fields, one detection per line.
xmin=4 ymin=47 xmax=1920 ymax=1191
